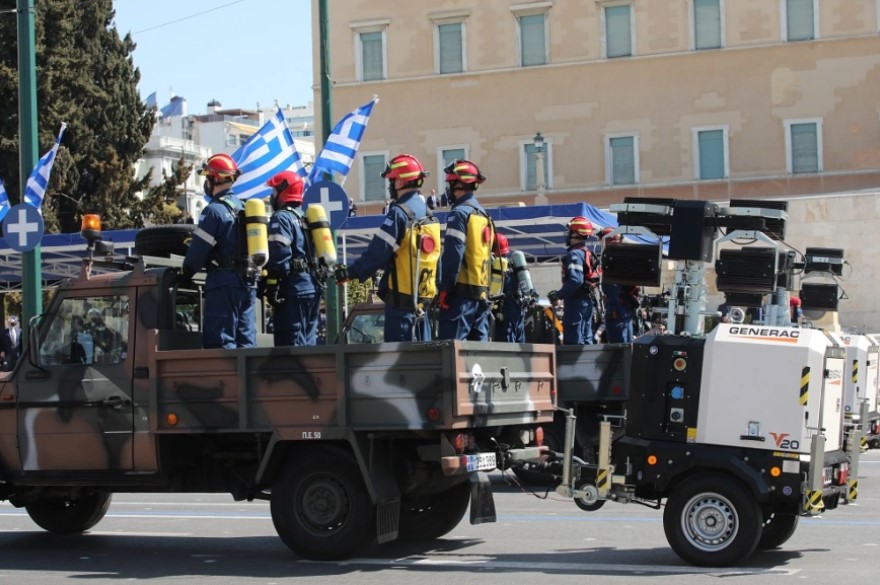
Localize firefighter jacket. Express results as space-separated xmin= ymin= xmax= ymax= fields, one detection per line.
xmin=439 ymin=193 xmax=493 ymax=300
xmin=183 ymin=193 xmax=247 ymax=285
xmin=266 ymin=206 xmax=322 ymax=296
xmin=557 ymin=244 xmax=600 ymax=301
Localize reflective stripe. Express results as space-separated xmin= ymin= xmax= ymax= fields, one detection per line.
xmin=569 ymin=264 xmax=584 ymax=273
xmin=269 ymin=234 xmax=292 ymax=246
xmin=446 ymin=228 xmax=466 ymax=243
xmin=377 ymin=229 xmax=400 ymax=251
xmin=193 ymin=227 xmax=216 ymax=247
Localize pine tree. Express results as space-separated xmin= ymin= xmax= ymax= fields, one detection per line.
xmin=0 ymin=0 xmax=158 ymax=233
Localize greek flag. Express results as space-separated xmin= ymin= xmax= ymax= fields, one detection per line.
xmin=232 ymin=107 xmax=307 ymax=200
xmin=307 ymin=96 xmax=378 ymax=187
xmin=0 ymin=177 xmax=9 ymax=223
xmin=24 ymin=123 xmax=67 ymax=210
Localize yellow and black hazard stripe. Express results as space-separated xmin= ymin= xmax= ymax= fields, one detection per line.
xmin=852 ymin=359 xmax=859 ymax=385
xmin=596 ymin=468 xmax=610 ymax=491
xmin=805 ymin=489 xmax=824 ymax=513
xmin=800 ymin=367 xmax=810 ymax=406
xmin=861 ymin=435 xmax=869 ymax=449
xmin=848 ymin=479 xmax=859 ymax=501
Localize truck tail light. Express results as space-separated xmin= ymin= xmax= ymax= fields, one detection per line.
xmin=426 ymin=407 xmax=441 ymax=421
xmin=453 ymin=433 xmax=466 ymax=454
xmin=534 ymin=426 xmax=544 ymax=447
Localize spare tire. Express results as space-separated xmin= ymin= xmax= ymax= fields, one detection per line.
xmin=135 ymin=225 xmax=195 ymax=257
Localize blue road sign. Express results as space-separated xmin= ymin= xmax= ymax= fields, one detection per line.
xmin=303 ymin=181 xmax=350 ymax=231
xmin=2 ymin=204 xmax=45 ymax=253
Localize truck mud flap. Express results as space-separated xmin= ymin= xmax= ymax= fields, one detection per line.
xmin=469 ymin=471 xmax=497 ymax=525
xmin=376 ymin=498 xmax=400 ymax=544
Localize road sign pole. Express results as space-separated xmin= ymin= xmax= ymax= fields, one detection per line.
xmin=17 ymin=0 xmax=42 ymax=336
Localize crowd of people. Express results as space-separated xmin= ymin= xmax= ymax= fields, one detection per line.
xmin=180 ymin=152 xmax=663 ymax=350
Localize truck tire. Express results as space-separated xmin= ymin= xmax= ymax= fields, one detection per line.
xmin=135 ymin=224 xmax=195 ymax=258
xmin=757 ymin=512 xmax=799 ymax=550
xmin=270 ymin=447 xmax=374 ymax=560
xmin=25 ymin=493 xmax=111 ymax=534
xmin=398 ymin=481 xmax=471 ymax=540
xmin=663 ymin=473 xmax=762 ymax=566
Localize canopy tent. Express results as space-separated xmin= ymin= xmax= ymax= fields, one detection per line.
xmin=335 ymin=202 xmax=666 ymax=264
xmin=0 ymin=202 xmax=667 ymax=292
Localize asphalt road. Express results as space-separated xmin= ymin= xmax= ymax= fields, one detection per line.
xmin=1 ymin=451 xmax=879 ymax=585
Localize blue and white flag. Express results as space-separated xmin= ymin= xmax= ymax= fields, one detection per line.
xmin=307 ymin=96 xmax=378 ymax=187
xmin=231 ymin=107 xmax=307 ymax=200
xmin=0 ymin=177 xmax=9 ymax=223
xmin=24 ymin=123 xmax=67 ymax=210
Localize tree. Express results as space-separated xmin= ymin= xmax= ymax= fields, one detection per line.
xmin=0 ymin=0 xmax=154 ymax=233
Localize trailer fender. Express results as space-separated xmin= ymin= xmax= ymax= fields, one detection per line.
xmin=656 ymin=455 xmax=772 ymax=503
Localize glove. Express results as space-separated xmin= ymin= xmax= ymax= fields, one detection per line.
xmin=438 ymin=290 xmax=450 ymax=310
xmin=335 ymin=264 xmax=350 ymax=284
xmin=548 ymin=290 xmax=559 ymax=303
xmin=264 ymin=278 xmax=285 ymax=308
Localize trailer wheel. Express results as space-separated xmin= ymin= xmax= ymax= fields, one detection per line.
xmin=270 ymin=447 xmax=374 ymax=560
xmin=663 ymin=474 xmax=762 ymax=566
xmin=25 ymin=493 xmax=111 ymax=534
xmin=757 ymin=512 xmax=799 ymax=550
xmin=399 ymin=481 xmax=471 ymax=540
xmin=574 ymin=483 xmax=606 ymax=512
xmin=134 ymin=224 xmax=195 ymax=258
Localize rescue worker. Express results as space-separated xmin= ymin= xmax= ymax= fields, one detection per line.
xmin=181 ymin=153 xmax=257 ymax=349
xmin=334 ymin=154 xmax=439 ymax=342
xmin=437 ymin=160 xmax=494 ymax=341
xmin=491 ymin=233 xmax=528 ymax=343
xmin=264 ymin=170 xmax=323 ymax=347
xmin=549 ymin=216 xmax=599 ymax=345
xmin=598 ymin=228 xmax=640 ymax=343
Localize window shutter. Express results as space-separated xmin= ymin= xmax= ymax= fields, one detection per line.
xmin=694 ymin=0 xmax=721 ymax=50
xmin=361 ymin=32 xmax=384 ymax=81
xmin=698 ymin=130 xmax=725 ymax=179
xmin=610 ymin=136 xmax=635 ymax=185
xmin=439 ymin=23 xmax=463 ymax=74
xmin=787 ymin=0 xmax=814 ymax=41
xmin=606 ymin=5 xmax=632 ymax=58
xmin=520 ymin=14 xmax=546 ymax=66
xmin=363 ymin=154 xmax=387 ymax=201
xmin=791 ymin=123 xmax=818 ymax=173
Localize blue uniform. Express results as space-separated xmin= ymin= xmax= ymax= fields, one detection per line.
xmin=603 ymin=283 xmax=637 ymax=343
xmin=347 ymin=190 xmax=432 ymax=342
xmin=183 ymin=194 xmax=256 ymax=349
xmin=266 ymin=206 xmax=323 ymax=347
xmin=438 ymin=194 xmax=492 ymax=341
xmin=494 ymin=269 xmax=526 ymax=343
xmin=557 ymin=245 xmax=596 ymax=345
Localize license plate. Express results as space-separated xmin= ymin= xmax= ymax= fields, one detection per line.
xmin=465 ymin=452 xmax=496 ymax=472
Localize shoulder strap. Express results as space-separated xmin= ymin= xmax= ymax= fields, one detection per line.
xmin=392 ymin=201 xmax=416 ymax=222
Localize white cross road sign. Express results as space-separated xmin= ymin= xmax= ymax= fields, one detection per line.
xmin=2 ymin=204 xmax=45 ymax=253
xmin=303 ymin=181 xmax=350 ymax=230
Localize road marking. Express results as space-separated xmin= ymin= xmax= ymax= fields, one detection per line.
xmin=327 ymin=556 xmax=801 ymax=576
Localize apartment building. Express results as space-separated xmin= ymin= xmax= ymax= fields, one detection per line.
xmin=312 ymin=0 xmax=880 ymax=212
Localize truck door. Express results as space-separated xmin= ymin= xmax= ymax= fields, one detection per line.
xmin=17 ymin=293 xmax=134 ymax=472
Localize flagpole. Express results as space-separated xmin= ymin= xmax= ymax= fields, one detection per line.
xmin=17 ymin=0 xmax=42 ymax=336
xmin=318 ymin=0 xmax=341 ymax=342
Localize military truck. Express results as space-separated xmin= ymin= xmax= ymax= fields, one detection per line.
xmin=0 ymin=225 xmax=556 ymax=561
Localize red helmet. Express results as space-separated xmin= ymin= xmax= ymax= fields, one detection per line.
xmin=789 ymin=296 xmax=802 ymax=307
xmin=493 ymin=233 xmax=510 ymax=256
xmin=199 ymin=153 xmax=241 ymax=182
xmin=444 ymin=159 xmax=486 ymax=186
xmin=267 ymin=171 xmax=305 ymax=207
xmin=382 ymin=154 xmax=427 ymax=183
xmin=568 ymin=216 xmax=594 ymax=238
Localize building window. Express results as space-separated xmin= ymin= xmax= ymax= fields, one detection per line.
xmin=693 ymin=0 xmax=722 ymax=50
xmin=436 ymin=22 xmax=465 ymax=74
xmin=785 ymin=120 xmax=822 ymax=174
xmin=518 ymin=13 xmax=547 ymax=66
xmin=605 ymin=134 xmax=639 ymax=185
xmin=783 ymin=0 xmax=816 ymax=42
xmin=522 ymin=141 xmax=552 ymax=191
xmin=354 ymin=23 xmax=388 ymax=81
xmin=693 ymin=127 xmax=728 ymax=180
xmin=361 ymin=153 xmax=388 ymax=201
xmin=604 ymin=4 xmax=633 ymax=58
xmin=438 ymin=146 xmax=467 ymax=191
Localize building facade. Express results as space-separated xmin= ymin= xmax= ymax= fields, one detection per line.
xmin=312 ymin=0 xmax=880 ymax=213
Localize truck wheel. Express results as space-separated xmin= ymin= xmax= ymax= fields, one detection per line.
xmin=135 ymin=224 xmax=195 ymax=258
xmin=398 ymin=481 xmax=471 ymax=540
xmin=757 ymin=512 xmax=799 ymax=550
xmin=270 ymin=447 xmax=374 ymax=560
xmin=663 ymin=474 xmax=762 ymax=566
xmin=25 ymin=493 xmax=111 ymax=534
